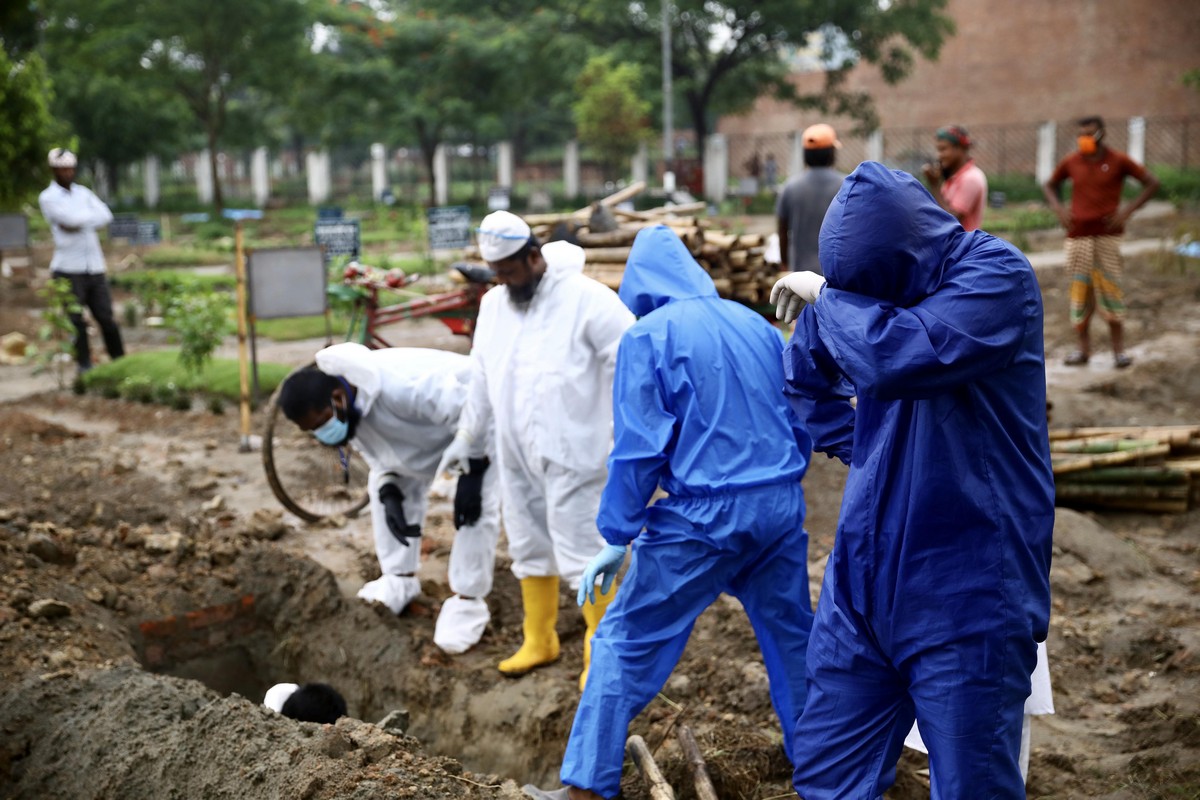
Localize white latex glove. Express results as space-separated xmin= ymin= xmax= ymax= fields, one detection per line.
xmin=770 ymin=271 xmax=826 ymax=324
xmin=437 ymin=431 xmax=474 ymax=477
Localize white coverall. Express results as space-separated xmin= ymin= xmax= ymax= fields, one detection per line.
xmin=457 ymin=242 xmax=634 ymax=589
xmin=905 ymin=641 xmax=1054 ymax=781
xmin=315 ymin=343 xmax=501 ymax=653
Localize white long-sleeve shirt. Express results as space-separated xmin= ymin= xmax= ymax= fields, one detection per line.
xmin=459 ymin=241 xmax=634 ymax=473
xmin=38 ymin=182 xmax=114 ymax=274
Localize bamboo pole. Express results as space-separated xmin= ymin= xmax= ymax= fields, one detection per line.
xmin=1056 ymin=483 xmax=1190 ymax=500
xmin=1050 ymin=439 xmax=1162 ymax=454
xmin=1049 ymin=426 xmax=1200 ymax=442
xmin=580 ymin=246 xmax=632 ymax=263
xmin=1051 ymin=444 xmax=1171 ymax=475
xmin=626 ymin=735 xmax=676 ymax=800
xmin=1057 ymin=466 xmax=1191 ymax=484
xmin=675 ymin=725 xmax=719 ymax=800
xmin=234 ymin=222 xmax=253 ymax=453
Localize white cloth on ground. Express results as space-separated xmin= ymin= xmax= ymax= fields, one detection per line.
xmin=263 ymin=683 xmax=299 ymax=713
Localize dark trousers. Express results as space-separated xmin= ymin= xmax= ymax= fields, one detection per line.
xmin=52 ymin=272 xmax=125 ymax=368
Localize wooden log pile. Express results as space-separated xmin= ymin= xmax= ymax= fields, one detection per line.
xmin=1050 ymin=425 xmax=1200 ymax=513
xmin=467 ymin=181 xmax=781 ymax=306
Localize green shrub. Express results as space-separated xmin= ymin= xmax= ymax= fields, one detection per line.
xmin=120 ymin=375 xmax=156 ymax=404
xmin=1153 ymin=165 xmax=1200 ymax=206
xmin=165 ymin=291 xmax=233 ymax=376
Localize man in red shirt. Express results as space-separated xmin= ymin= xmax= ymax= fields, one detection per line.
xmin=1043 ymin=116 xmax=1159 ymax=368
xmin=922 ymin=125 xmax=988 ymax=232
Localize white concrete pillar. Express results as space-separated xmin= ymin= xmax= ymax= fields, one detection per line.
xmin=564 ymin=140 xmax=580 ymax=199
xmin=252 ymin=147 xmax=270 ymax=207
xmin=703 ymin=134 xmax=728 ymax=202
xmin=789 ymin=132 xmax=805 ymax=180
xmin=143 ymin=155 xmax=160 ymax=209
xmin=233 ymin=157 xmax=246 ymax=181
xmin=1036 ymin=121 xmax=1057 ymax=185
xmin=497 ymin=141 xmax=514 ymax=189
xmin=433 ymin=144 xmax=449 ymax=206
xmin=370 ymin=143 xmax=387 ymax=201
xmin=1128 ymin=116 xmax=1146 ymax=164
xmin=631 ymin=141 xmax=649 ymax=185
xmin=306 ymin=149 xmax=331 ymax=205
xmin=867 ymin=129 xmax=884 ymax=164
xmin=196 ymin=149 xmax=214 ymax=205
xmin=271 ymin=158 xmax=284 ymax=180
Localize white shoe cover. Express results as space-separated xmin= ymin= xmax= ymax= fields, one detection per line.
xmin=357 ymin=574 xmax=421 ymax=615
xmin=433 ymin=595 xmax=490 ymax=654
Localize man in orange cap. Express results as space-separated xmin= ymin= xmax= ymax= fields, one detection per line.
xmin=775 ymin=123 xmax=846 ymax=275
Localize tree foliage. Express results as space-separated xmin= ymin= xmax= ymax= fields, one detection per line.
xmin=573 ymin=55 xmax=651 ymax=176
xmin=0 ymin=50 xmax=59 ymax=210
xmin=572 ymin=0 xmax=954 ymax=154
xmin=39 ymin=0 xmax=193 ymax=198
xmin=136 ymin=0 xmax=314 ymax=209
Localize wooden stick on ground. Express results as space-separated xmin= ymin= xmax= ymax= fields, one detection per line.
xmin=626 ymin=735 xmax=676 ymax=800
xmin=675 ymin=725 xmax=719 ymax=800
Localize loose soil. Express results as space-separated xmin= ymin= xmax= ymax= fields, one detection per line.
xmin=1 ymin=213 xmax=1198 ymax=799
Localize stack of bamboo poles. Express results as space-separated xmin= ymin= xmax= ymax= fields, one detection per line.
xmin=466 ymin=181 xmax=779 ymax=305
xmin=1050 ymin=425 xmax=1200 ymax=513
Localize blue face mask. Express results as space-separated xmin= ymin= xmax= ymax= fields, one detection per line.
xmin=313 ymin=402 xmax=350 ymax=446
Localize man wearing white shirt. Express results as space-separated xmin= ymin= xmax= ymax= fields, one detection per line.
xmin=38 ymin=148 xmax=124 ymax=372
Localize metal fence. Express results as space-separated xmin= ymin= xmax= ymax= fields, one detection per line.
xmin=111 ymin=115 xmax=1198 ymax=211
xmin=724 ymin=116 xmax=1199 ymax=186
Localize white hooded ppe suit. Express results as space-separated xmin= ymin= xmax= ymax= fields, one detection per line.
xmin=457 ymin=241 xmax=634 ymax=589
xmin=315 ymin=343 xmax=500 ymax=653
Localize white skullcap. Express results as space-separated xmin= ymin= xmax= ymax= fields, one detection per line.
xmin=476 ymin=211 xmax=532 ymax=262
xmin=263 ymin=682 xmax=299 ymax=713
xmin=48 ymin=148 xmax=77 ymax=168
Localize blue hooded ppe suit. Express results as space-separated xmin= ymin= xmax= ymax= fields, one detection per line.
xmin=560 ymin=226 xmax=815 ymax=798
xmin=784 ymin=162 xmax=1054 ymax=799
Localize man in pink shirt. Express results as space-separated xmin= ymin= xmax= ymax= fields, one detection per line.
xmin=922 ymin=125 xmax=988 ymax=231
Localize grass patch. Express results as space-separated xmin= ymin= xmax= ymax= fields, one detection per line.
xmin=255 ymin=313 xmax=350 ymax=342
xmin=141 ymin=246 xmax=230 ymax=267
xmin=82 ymin=350 xmax=291 ymax=403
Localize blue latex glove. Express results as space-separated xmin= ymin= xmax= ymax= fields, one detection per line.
xmin=577 ymin=544 xmax=627 ymax=606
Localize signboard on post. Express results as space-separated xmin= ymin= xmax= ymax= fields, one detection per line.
xmin=136 ymin=221 xmax=162 ymax=245
xmin=108 ymin=214 xmax=140 ymax=241
xmin=314 ymin=219 xmax=361 ymax=262
xmin=426 ymin=205 xmax=472 ymax=251
xmin=487 ymin=187 xmax=511 ymax=211
xmin=247 ymin=247 xmax=327 ymax=320
xmin=0 ymin=214 xmax=29 ymax=250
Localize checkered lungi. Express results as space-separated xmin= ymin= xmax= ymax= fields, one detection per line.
xmin=1066 ymin=235 xmax=1126 ymax=328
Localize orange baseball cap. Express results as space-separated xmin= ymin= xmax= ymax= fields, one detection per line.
xmin=802 ymin=123 xmax=841 ymax=150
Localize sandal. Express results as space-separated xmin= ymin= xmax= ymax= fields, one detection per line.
xmin=1114 ymin=353 xmax=1133 ymax=369
xmin=1064 ymin=351 xmax=1089 ymax=366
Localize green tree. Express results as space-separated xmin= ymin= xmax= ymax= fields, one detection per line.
xmin=574 ymin=0 xmax=955 ymax=155
xmin=573 ymin=55 xmax=651 ymax=179
xmin=0 ymin=50 xmax=58 ymax=210
xmin=137 ymin=0 xmax=314 ymax=210
xmin=39 ymin=0 xmax=193 ymax=199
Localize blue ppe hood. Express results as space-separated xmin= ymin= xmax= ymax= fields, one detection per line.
xmin=620 ymin=225 xmax=718 ymax=316
xmin=819 ymin=161 xmax=963 ymax=307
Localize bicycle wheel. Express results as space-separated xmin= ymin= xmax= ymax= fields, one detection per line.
xmin=261 ymin=365 xmax=370 ymax=523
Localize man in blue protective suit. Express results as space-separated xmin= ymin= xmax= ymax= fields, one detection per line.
xmin=772 ymin=161 xmax=1054 ymax=799
xmin=525 ymin=225 xmax=816 ymax=800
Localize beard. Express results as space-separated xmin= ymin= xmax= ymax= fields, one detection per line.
xmin=506 ymin=273 xmax=544 ymax=308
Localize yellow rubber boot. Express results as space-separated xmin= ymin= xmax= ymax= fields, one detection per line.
xmin=498 ymin=576 xmax=561 ymax=676
xmin=578 ymin=581 xmax=618 ymax=691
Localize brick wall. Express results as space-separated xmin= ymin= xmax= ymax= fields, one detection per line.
xmin=719 ymin=0 xmax=1200 ymax=137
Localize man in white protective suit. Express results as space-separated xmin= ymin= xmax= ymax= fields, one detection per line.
xmin=438 ymin=211 xmax=634 ymax=685
xmin=276 ymin=343 xmax=501 ymax=654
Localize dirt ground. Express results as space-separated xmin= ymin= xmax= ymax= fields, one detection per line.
xmin=1 ymin=213 xmax=1199 ymax=799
